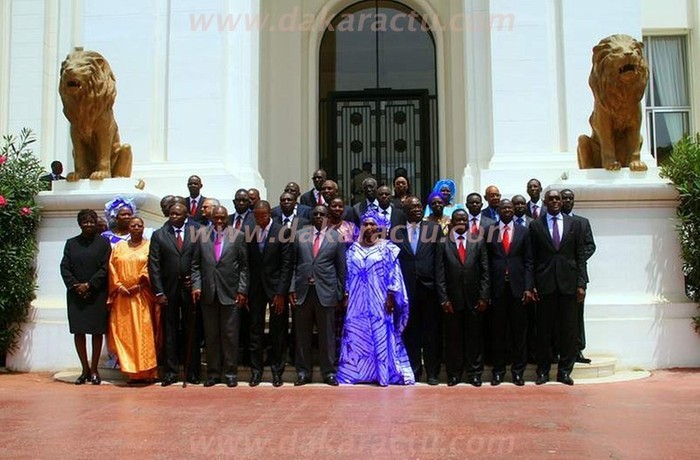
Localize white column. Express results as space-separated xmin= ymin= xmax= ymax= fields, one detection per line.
xmin=0 ymin=0 xmax=12 ymax=136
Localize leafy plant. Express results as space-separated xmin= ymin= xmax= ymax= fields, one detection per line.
xmin=0 ymin=128 xmax=43 ymax=357
xmin=660 ymin=134 xmax=700 ymax=333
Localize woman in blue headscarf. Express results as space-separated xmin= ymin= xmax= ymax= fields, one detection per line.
xmin=424 ymin=179 xmax=464 ymax=218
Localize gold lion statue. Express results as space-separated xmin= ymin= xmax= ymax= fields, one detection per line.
xmin=577 ymin=34 xmax=649 ymax=171
xmin=59 ymin=48 xmax=132 ymax=181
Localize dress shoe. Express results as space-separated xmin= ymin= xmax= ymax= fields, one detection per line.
xmin=226 ymin=376 xmax=238 ymax=388
xmin=447 ymin=376 xmax=460 ymax=387
xmin=294 ymin=375 xmax=310 ymax=386
xmin=249 ymin=372 xmax=262 ymax=387
xmin=186 ymin=375 xmax=201 ymax=385
xmin=468 ymin=375 xmax=482 ymax=387
xmin=427 ymin=376 xmax=440 ymax=386
xmin=512 ymin=373 xmax=525 ymax=386
xmin=535 ymin=373 xmax=549 ymax=385
xmin=491 ymin=373 xmax=504 ymax=386
xmin=272 ymin=374 xmax=283 ymax=387
xmin=90 ymin=373 xmax=101 ymax=385
xmin=556 ymin=372 xmax=574 ymax=386
xmin=323 ymin=374 xmax=339 ymax=386
xmin=203 ymin=377 xmax=220 ymax=387
xmin=576 ymin=353 xmax=592 ymax=364
xmin=75 ymin=373 xmax=89 ymax=385
xmin=161 ymin=373 xmax=177 ymax=387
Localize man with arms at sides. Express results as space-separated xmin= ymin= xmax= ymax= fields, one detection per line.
xmin=272 ymin=182 xmax=312 ymax=220
xmin=186 ymin=175 xmax=208 ymax=225
xmin=529 ymin=190 xmax=587 ymax=385
xmin=246 ymin=201 xmax=293 ymax=387
xmin=392 ymin=196 xmax=445 ymax=385
xmin=273 ymin=192 xmax=310 ymax=230
xmin=560 ymin=188 xmax=596 ymax=364
xmin=247 ymin=188 xmax=261 ymax=211
xmin=229 ymin=189 xmax=255 ymax=232
xmin=481 ymin=185 xmax=501 ymax=222
xmin=200 ymin=198 xmax=219 ymax=226
xmin=376 ymin=185 xmax=406 ymax=231
xmin=484 ymin=200 xmax=534 ymax=386
xmin=352 ymin=177 xmax=379 ymax=217
xmin=192 ymin=206 xmax=249 ymax=387
xmin=148 ymin=203 xmax=202 ymax=386
xmin=512 ymin=195 xmax=534 ymax=227
xmin=512 ymin=193 xmax=536 ymax=363
xmin=289 ymin=205 xmax=346 ymax=386
xmin=437 ymin=209 xmax=490 ymax=387
xmin=321 ymin=179 xmax=358 ymax=225
xmin=526 ymin=178 xmax=543 ymax=220
xmin=300 ymin=169 xmax=328 ymax=207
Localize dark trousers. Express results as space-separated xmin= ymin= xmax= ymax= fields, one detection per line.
xmin=162 ymin=289 xmax=201 ymax=378
xmin=202 ymin=300 xmax=240 ymax=379
xmin=249 ymin=288 xmax=288 ymax=376
xmin=577 ymin=300 xmax=586 ymax=352
xmin=536 ymin=292 xmax=577 ymax=375
xmin=490 ymin=283 xmax=527 ymax=375
xmin=403 ymin=285 xmax=441 ymax=379
xmin=294 ymin=286 xmax=336 ymax=378
xmin=444 ymin=306 xmax=483 ymax=378
xmin=527 ymin=301 xmax=538 ymax=361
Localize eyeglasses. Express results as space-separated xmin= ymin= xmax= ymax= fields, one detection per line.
xmin=312 ymin=212 xmax=327 ymax=217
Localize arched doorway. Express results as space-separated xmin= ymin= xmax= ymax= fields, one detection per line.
xmin=319 ymin=0 xmax=438 ymax=202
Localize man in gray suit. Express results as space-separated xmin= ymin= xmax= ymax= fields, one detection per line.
xmin=289 ymin=205 xmax=346 ymax=386
xmin=192 ymin=206 xmax=249 ymax=388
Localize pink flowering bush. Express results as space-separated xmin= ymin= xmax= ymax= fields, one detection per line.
xmin=0 ymin=128 xmax=43 ymax=357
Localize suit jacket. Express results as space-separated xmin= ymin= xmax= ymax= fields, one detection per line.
xmin=186 ymin=196 xmax=208 ymax=225
xmin=567 ymin=213 xmax=596 ymax=283
xmin=378 ymin=205 xmax=407 ymax=231
xmin=529 ymin=214 xmax=587 ymax=296
xmin=485 ymin=223 xmax=533 ymax=299
xmin=271 ymin=204 xmax=312 ymax=220
xmin=468 ymin=214 xmax=496 ymax=233
xmin=342 ymin=205 xmax=359 ymax=226
xmin=247 ymin=221 xmax=293 ymax=300
xmin=300 ymin=189 xmax=323 ymax=207
xmin=273 ymin=214 xmax=310 ymax=231
xmin=525 ymin=201 xmax=543 ymax=219
xmin=480 ymin=207 xmax=499 ymax=222
xmin=191 ymin=226 xmax=249 ymax=305
xmin=353 ymin=200 xmax=380 ymax=218
xmin=228 ymin=210 xmax=255 ymax=232
xmin=291 ymin=227 xmax=346 ymax=307
xmin=40 ymin=173 xmax=65 ymax=182
xmin=148 ymin=221 xmax=201 ymax=299
xmin=513 ymin=215 xmax=534 ymax=227
xmin=392 ymin=220 xmax=444 ymax=295
xmin=437 ymin=233 xmax=490 ymax=310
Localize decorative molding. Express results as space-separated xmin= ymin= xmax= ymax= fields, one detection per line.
xmin=40 ymin=0 xmax=59 ymax=165
xmin=151 ymin=0 xmax=170 ymax=163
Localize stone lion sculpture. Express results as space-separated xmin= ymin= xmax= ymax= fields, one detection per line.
xmin=577 ymin=34 xmax=649 ymax=171
xmin=59 ymin=48 xmax=132 ymax=181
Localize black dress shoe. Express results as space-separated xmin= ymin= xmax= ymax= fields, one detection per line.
xmin=468 ymin=375 xmax=482 ymax=387
xmin=272 ymin=374 xmax=283 ymax=387
xmin=576 ymin=353 xmax=592 ymax=364
xmin=204 ymin=377 xmax=220 ymax=387
xmin=226 ymin=376 xmax=238 ymax=388
xmin=491 ymin=373 xmax=504 ymax=386
xmin=161 ymin=374 xmax=177 ymax=387
xmin=447 ymin=376 xmax=460 ymax=387
xmin=512 ymin=373 xmax=525 ymax=386
xmin=186 ymin=375 xmax=201 ymax=385
xmin=75 ymin=373 xmax=89 ymax=385
xmin=323 ymin=374 xmax=339 ymax=386
xmin=249 ymin=372 xmax=262 ymax=387
xmin=556 ymin=372 xmax=574 ymax=386
xmin=90 ymin=373 xmax=101 ymax=385
xmin=294 ymin=375 xmax=310 ymax=386
xmin=427 ymin=376 xmax=440 ymax=386
xmin=535 ymin=373 xmax=549 ymax=385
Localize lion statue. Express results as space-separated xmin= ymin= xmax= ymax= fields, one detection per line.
xmin=577 ymin=34 xmax=649 ymax=171
xmin=59 ymin=48 xmax=132 ymax=181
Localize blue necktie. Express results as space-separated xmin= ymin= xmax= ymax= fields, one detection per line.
xmin=410 ymin=225 xmax=419 ymax=254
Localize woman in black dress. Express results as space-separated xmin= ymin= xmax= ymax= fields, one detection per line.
xmin=60 ymin=209 xmax=112 ymax=385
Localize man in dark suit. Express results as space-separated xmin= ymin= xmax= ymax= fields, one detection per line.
xmin=40 ymin=160 xmax=66 ymax=184
xmin=393 ymin=196 xmax=445 ymax=385
xmin=352 ymin=177 xmax=379 ymax=217
xmin=485 ymin=199 xmax=534 ymax=386
xmin=200 ymin=197 xmax=220 ymax=226
xmin=192 ymin=206 xmax=249 ymax=387
xmin=247 ymin=188 xmax=261 ymax=211
xmin=526 ymin=178 xmax=543 ymax=219
xmin=466 ymin=193 xmax=496 ymax=235
xmin=560 ymin=188 xmax=596 ymax=364
xmin=512 ymin=195 xmax=534 ymax=227
xmin=530 ymin=190 xmax=587 ymax=385
xmin=229 ymin=188 xmax=255 ymax=231
xmin=481 ymin=185 xmax=501 ymax=222
xmin=272 ymin=191 xmax=312 ymax=224
xmin=186 ymin=175 xmax=208 ymax=225
xmin=321 ymin=179 xmax=358 ymax=225
xmin=272 ymin=182 xmax=312 ymax=220
xmin=246 ymin=201 xmax=293 ymax=387
xmin=300 ymin=169 xmax=327 ymax=207
xmin=289 ymin=205 xmax=346 ymax=386
xmin=437 ymin=209 xmax=490 ymax=387
xmin=512 ymin=193 xmax=536 ymax=362
xmin=148 ymin=203 xmax=201 ymax=386
xmin=376 ymin=185 xmax=406 ymax=232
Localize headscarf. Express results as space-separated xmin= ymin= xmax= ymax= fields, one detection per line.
xmin=430 ymin=179 xmax=457 ymax=205
xmin=104 ymin=196 xmax=136 ymax=222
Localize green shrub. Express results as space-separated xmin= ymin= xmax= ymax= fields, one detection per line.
xmin=660 ymin=134 xmax=700 ymax=333
xmin=0 ymin=128 xmax=43 ymax=356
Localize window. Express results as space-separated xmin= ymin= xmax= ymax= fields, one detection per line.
xmin=643 ymin=35 xmax=691 ymax=165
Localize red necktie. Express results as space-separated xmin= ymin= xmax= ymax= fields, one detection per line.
xmin=502 ymin=225 xmax=510 ymax=254
xmin=470 ymin=218 xmax=479 ymax=236
xmin=312 ymin=231 xmax=322 ymax=258
xmin=532 ymin=205 xmax=539 ymax=220
xmin=175 ymin=229 xmax=183 ymax=251
xmin=457 ymin=236 xmax=466 ymax=264
xmin=190 ymin=199 xmax=197 ymax=216
xmin=235 ymin=216 xmax=242 ymax=230
xmin=317 ymin=192 xmax=323 ymax=206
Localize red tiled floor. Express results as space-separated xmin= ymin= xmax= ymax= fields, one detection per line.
xmin=1 ymin=370 xmax=698 ymax=458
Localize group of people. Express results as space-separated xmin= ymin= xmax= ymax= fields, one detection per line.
xmin=60 ymin=169 xmax=595 ymax=388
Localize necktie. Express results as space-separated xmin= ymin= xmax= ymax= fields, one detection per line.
xmin=190 ymin=199 xmax=197 ymax=217
xmin=258 ymin=228 xmax=266 ymax=252
xmin=552 ymin=216 xmax=560 ymax=249
xmin=214 ymin=232 xmax=223 ymax=261
xmin=283 ymin=217 xmax=291 ymax=228
xmin=457 ymin=236 xmax=466 ymax=264
xmin=516 ymin=217 xmax=524 ymax=226
xmin=235 ymin=216 xmax=242 ymax=230
xmin=410 ymin=225 xmax=419 ymax=254
xmin=470 ymin=218 xmax=479 ymax=236
xmin=175 ymin=229 xmax=183 ymax=251
xmin=317 ymin=192 xmax=323 ymax=206
xmin=502 ymin=225 xmax=511 ymax=254
xmin=532 ymin=204 xmax=539 ymax=220
xmin=312 ymin=231 xmax=322 ymax=258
